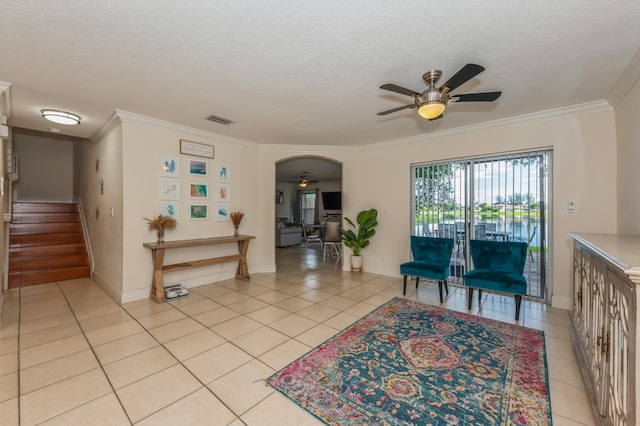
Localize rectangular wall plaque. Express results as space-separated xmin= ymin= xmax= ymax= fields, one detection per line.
xmin=180 ymin=140 xmax=215 ymax=159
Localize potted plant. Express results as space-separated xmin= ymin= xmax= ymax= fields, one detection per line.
xmin=340 ymin=208 xmax=378 ymax=272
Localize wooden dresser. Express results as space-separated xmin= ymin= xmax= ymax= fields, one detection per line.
xmin=570 ymin=233 xmax=640 ymax=426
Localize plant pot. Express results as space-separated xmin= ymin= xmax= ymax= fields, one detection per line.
xmin=350 ymin=255 xmax=363 ymax=272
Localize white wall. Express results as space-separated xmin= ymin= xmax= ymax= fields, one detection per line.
xmin=76 ymin=119 xmax=124 ymax=299
xmin=13 ymin=130 xmax=74 ymax=202
xmin=119 ymin=113 xmax=263 ymax=302
xmin=615 ymin=71 xmax=640 ymax=234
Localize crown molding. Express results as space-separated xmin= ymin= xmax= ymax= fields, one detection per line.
xmin=91 ymin=110 xmax=122 ymax=142
xmin=91 ymin=100 xmax=612 ymax=152
xmin=607 ymin=48 xmax=640 ymax=107
xmin=258 ymin=143 xmax=360 ymax=152
xmin=363 ymin=100 xmax=612 ymax=150
xmin=113 ymin=110 xmax=258 ymax=148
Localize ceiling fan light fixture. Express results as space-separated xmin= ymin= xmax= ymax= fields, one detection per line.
xmin=41 ymin=109 xmax=81 ymax=125
xmin=417 ymin=101 xmax=445 ymax=120
xmin=298 ymin=178 xmax=308 ymax=188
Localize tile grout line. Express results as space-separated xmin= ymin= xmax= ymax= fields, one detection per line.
xmin=53 ymin=281 xmax=136 ymax=426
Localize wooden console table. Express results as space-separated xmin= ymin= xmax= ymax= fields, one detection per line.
xmin=143 ymin=235 xmax=256 ymax=303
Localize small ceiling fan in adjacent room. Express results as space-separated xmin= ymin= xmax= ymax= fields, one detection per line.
xmin=291 ymin=175 xmax=318 ymax=188
xmin=377 ymin=63 xmax=501 ymax=120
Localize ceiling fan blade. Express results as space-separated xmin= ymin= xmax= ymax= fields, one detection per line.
xmin=439 ymin=63 xmax=485 ymax=93
xmin=380 ymin=84 xmax=420 ymax=97
xmin=451 ymin=91 xmax=502 ymax=102
xmin=377 ymin=104 xmax=416 ymax=116
xmin=429 ymin=114 xmax=444 ymax=121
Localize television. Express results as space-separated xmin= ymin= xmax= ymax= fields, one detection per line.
xmin=322 ymin=191 xmax=342 ymax=211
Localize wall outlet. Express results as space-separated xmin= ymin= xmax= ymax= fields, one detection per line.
xmin=568 ymin=201 xmax=575 ymax=214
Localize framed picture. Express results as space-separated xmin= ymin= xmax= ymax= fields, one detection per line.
xmin=188 ymin=159 xmax=208 ymax=176
xmin=189 ymin=204 xmax=208 ymax=220
xmin=189 ymin=183 xmax=208 ymax=199
xmin=160 ymin=178 xmax=180 ymax=201
xmin=160 ymin=155 xmax=179 ymax=176
xmin=216 ymin=203 xmax=230 ymax=221
xmin=217 ymin=163 xmax=230 ymax=182
xmin=180 ymin=139 xmax=214 ymax=159
xmin=216 ymin=183 xmax=230 ymax=202
xmin=160 ymin=201 xmax=179 ymax=221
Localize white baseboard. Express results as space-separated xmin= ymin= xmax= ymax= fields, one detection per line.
xmin=121 ymin=288 xmax=151 ymax=304
xmin=252 ymin=264 xmax=276 ymax=274
xmin=91 ymin=272 xmax=124 ymax=303
xmin=119 ymin=265 xmax=276 ymax=304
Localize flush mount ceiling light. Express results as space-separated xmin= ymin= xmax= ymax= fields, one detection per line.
xmin=41 ymin=109 xmax=81 ymax=125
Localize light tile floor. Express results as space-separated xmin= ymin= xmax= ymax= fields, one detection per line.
xmin=0 ymin=246 xmax=597 ymax=425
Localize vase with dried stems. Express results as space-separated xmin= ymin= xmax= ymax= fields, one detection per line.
xmin=230 ymin=211 xmax=244 ymax=237
xmin=144 ymin=214 xmax=177 ymax=243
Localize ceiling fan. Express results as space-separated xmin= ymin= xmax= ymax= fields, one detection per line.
xmin=291 ymin=175 xmax=318 ymax=188
xmin=377 ymin=63 xmax=501 ymax=120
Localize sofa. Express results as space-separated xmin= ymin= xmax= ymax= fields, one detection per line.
xmin=276 ymin=220 xmax=303 ymax=247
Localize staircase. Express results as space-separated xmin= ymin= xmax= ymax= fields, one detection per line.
xmin=8 ymin=202 xmax=90 ymax=288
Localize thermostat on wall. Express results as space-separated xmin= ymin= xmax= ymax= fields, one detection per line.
xmin=164 ymin=285 xmax=189 ymax=299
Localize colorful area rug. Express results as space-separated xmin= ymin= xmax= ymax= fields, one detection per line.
xmin=268 ymin=297 xmax=551 ymax=425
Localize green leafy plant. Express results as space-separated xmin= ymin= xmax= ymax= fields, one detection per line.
xmin=340 ymin=208 xmax=378 ymax=256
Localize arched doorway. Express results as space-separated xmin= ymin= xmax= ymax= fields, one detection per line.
xmin=275 ymin=156 xmax=343 ymax=268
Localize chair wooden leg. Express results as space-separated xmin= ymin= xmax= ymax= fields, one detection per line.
xmin=415 ymin=277 xmax=420 ymax=290
xmin=478 ymin=289 xmax=482 ymax=301
xmin=438 ymin=281 xmax=444 ymax=303
xmin=467 ymin=288 xmax=473 ymax=310
xmin=443 ymin=280 xmax=449 ymax=295
xmin=514 ymin=295 xmax=522 ymax=321
xmin=403 ymin=275 xmax=408 ymax=295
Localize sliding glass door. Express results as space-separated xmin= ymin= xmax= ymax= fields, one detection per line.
xmin=412 ymin=150 xmax=551 ymax=301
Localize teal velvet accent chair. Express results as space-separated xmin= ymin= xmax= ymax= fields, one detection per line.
xmin=464 ymin=239 xmax=528 ymax=320
xmin=400 ymin=236 xmax=455 ymax=303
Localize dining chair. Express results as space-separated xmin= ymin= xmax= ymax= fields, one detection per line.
xmin=323 ymin=221 xmax=342 ymax=258
xmin=437 ymin=223 xmax=456 ymax=239
xmin=474 ymin=224 xmax=487 ymax=240
xmin=515 ymin=225 xmax=537 ymax=262
xmin=301 ymin=220 xmax=323 ymax=249
xmin=454 ymin=221 xmax=466 ymax=252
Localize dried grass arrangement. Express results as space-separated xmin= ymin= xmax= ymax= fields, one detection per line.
xmin=144 ymin=214 xmax=177 ymax=243
xmin=230 ymin=211 xmax=244 ymax=236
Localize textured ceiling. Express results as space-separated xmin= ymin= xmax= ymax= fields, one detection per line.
xmin=1 ymin=1 xmax=640 ymax=147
